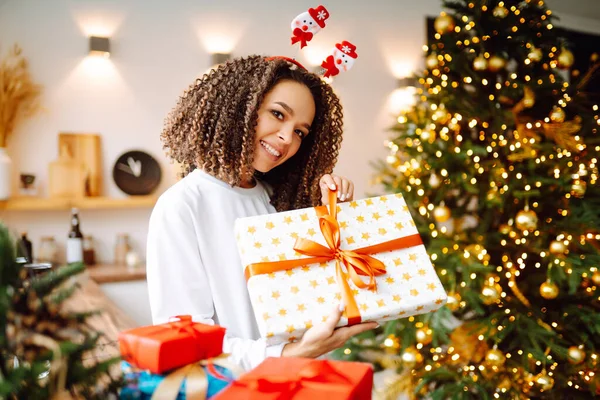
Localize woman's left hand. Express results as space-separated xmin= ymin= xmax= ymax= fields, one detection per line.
xmin=319 ymin=174 xmax=354 ymax=205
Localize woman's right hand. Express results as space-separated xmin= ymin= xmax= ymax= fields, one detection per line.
xmin=281 ymin=304 xmax=378 ymax=358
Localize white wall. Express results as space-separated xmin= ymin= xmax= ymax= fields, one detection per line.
xmin=1 ymin=0 xmax=599 ymax=266
xmin=0 ymin=0 xmax=442 ymax=263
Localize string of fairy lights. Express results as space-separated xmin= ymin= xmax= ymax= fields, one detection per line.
xmin=375 ymin=0 xmax=600 ymax=397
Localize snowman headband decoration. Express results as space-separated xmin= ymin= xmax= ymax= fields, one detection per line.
xmin=268 ymin=5 xmax=358 ymax=79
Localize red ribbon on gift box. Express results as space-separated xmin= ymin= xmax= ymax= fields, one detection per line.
xmin=213 ymin=358 xmax=373 ymax=399
xmin=244 ymin=191 xmax=423 ymax=325
xmin=119 ymin=315 xmax=226 ymax=374
xmin=232 ymin=359 xmax=350 ymax=397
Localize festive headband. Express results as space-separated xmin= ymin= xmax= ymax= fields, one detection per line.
xmin=265 ymin=56 xmax=308 ymax=71
xmin=268 ymin=5 xmax=358 ymax=79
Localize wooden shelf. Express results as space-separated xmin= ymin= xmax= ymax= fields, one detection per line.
xmin=75 ymin=196 xmax=157 ymax=209
xmin=0 ymin=195 xmax=158 ymax=211
xmin=87 ymin=264 xmax=146 ymax=284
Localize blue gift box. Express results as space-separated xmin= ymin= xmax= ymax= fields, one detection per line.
xmin=120 ymin=361 xmax=233 ymax=400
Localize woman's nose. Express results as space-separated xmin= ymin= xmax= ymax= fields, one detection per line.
xmin=278 ymin=127 xmax=294 ymax=143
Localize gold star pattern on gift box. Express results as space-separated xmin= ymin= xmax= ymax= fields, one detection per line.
xmin=235 ymin=193 xmax=448 ymax=346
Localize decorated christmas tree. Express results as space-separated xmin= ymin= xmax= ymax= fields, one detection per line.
xmin=0 ymin=223 xmax=122 ymax=399
xmin=337 ymin=0 xmax=600 ymax=398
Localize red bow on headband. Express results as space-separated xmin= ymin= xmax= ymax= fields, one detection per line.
xmin=321 ymin=41 xmax=359 ymax=78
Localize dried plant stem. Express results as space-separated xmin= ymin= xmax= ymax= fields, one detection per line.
xmin=0 ymin=43 xmax=42 ymax=147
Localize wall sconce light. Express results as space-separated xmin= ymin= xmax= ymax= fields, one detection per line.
xmin=389 ymin=76 xmax=418 ymax=114
xmin=201 ymin=53 xmax=232 ymax=77
xmin=211 ymin=53 xmax=231 ymax=67
xmin=89 ymin=36 xmax=110 ymax=58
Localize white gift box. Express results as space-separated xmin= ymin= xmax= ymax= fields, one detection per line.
xmin=234 ymin=192 xmax=447 ymax=346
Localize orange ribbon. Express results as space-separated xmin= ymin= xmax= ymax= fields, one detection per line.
xmin=245 ymin=191 xmax=423 ymax=325
xmin=150 ymin=354 xmax=242 ymax=400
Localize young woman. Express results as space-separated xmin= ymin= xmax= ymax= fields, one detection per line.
xmin=147 ymin=55 xmax=377 ymax=371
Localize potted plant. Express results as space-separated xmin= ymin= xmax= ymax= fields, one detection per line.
xmin=0 ymin=44 xmax=42 ymax=200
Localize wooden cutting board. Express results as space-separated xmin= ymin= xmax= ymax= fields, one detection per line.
xmin=49 ymin=145 xmax=86 ymax=198
xmin=58 ymin=133 xmax=103 ymax=196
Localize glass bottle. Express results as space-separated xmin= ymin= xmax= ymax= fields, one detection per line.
xmin=38 ymin=236 xmax=58 ymax=266
xmin=83 ymin=235 xmax=96 ymax=266
xmin=66 ymin=208 xmax=84 ymax=264
xmin=114 ymin=233 xmax=130 ymax=266
xmin=16 ymin=232 xmax=33 ymax=263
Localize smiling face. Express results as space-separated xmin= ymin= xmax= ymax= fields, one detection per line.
xmin=334 ymin=48 xmax=356 ymax=72
xmin=252 ymin=79 xmax=316 ymax=173
xmin=291 ymin=12 xmax=320 ymax=34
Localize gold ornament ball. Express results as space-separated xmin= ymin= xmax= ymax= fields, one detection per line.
xmin=558 ymin=48 xmax=575 ymax=69
xmin=473 ymin=55 xmax=489 ymax=71
xmin=426 ymin=54 xmax=439 ymax=69
xmin=429 ymin=173 xmax=441 ymax=189
xmin=550 ymin=106 xmax=566 ymax=123
xmin=549 ymin=240 xmax=567 ymax=255
xmin=528 ymin=47 xmax=543 ymax=63
xmin=415 ymin=327 xmax=433 ymax=346
xmin=401 ymin=346 xmax=424 ymax=368
xmin=498 ymin=224 xmax=512 ymax=235
xmin=380 ymin=354 xmax=402 ymax=369
xmin=485 ymin=349 xmax=506 ymax=367
xmin=534 ymin=371 xmax=554 ymax=392
xmin=571 ymin=179 xmax=587 ymax=198
xmin=591 ymin=270 xmax=600 ymax=286
xmin=523 ymin=89 xmax=536 ymax=108
xmin=446 ymin=292 xmax=461 ymax=311
xmin=497 ymin=376 xmax=512 ymax=391
xmin=540 ymin=281 xmax=559 ymax=299
xmin=434 ymin=13 xmax=455 ymax=34
xmin=515 ymin=209 xmax=538 ymax=231
xmin=493 ymin=5 xmax=509 ymax=18
xmin=486 ymin=189 xmax=499 ymax=201
xmin=488 ymin=55 xmax=507 ymax=72
xmin=481 ymin=284 xmax=502 ymax=305
xmin=433 ymin=205 xmax=451 ymax=223
xmin=567 ymin=346 xmax=586 ymax=364
xmin=433 ymin=108 xmax=450 ymax=124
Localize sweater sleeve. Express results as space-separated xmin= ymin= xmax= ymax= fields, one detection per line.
xmin=146 ymin=192 xmax=284 ymax=371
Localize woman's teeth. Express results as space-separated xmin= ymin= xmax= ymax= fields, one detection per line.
xmin=261 ymin=141 xmax=281 ymax=157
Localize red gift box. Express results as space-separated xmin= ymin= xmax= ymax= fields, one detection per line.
xmin=118 ymin=315 xmax=226 ymax=374
xmin=213 ymin=357 xmax=373 ymax=400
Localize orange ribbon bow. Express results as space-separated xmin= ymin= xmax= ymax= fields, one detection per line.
xmin=245 ymin=191 xmax=424 ymax=325
xmin=294 ymin=191 xmax=387 ymax=324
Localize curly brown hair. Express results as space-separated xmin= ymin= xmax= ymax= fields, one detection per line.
xmin=161 ymin=55 xmax=344 ymax=211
